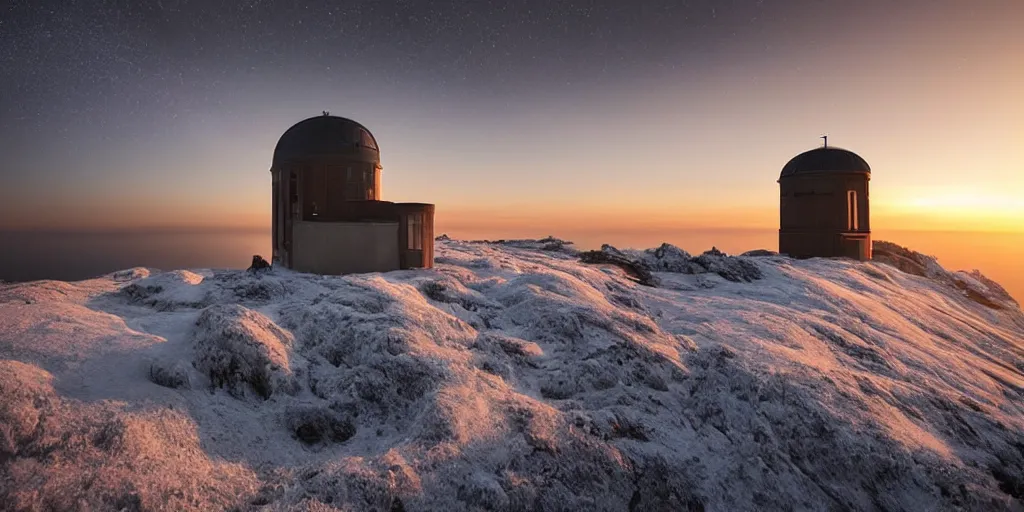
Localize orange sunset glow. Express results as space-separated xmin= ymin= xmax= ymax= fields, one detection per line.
xmin=1 ymin=1 xmax=1021 ymax=296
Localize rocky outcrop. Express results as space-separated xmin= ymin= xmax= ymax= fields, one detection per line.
xmin=582 ymin=243 xmax=764 ymax=285
xmin=578 ymin=248 xmax=658 ymax=287
xmin=874 ymin=240 xmax=1019 ymax=310
xmin=247 ymin=255 xmax=272 ymax=274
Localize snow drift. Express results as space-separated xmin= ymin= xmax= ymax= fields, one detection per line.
xmin=0 ymin=238 xmax=1022 ymax=511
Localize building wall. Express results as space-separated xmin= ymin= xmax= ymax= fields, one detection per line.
xmin=298 ymin=162 xmax=380 ymax=220
xmin=779 ymin=231 xmax=835 ymax=258
xmin=779 ymin=172 xmax=871 ymax=260
xmin=270 ymin=168 xmax=292 ymax=266
xmin=395 ymin=203 xmax=435 ymax=269
xmin=271 ymin=154 xmax=435 ymax=273
xmin=779 ymin=231 xmax=871 ymax=260
xmin=291 ymin=221 xmax=400 ymax=274
xmin=838 ymin=233 xmax=872 ymax=260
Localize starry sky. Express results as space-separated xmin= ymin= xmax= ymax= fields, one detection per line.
xmin=1 ymin=0 xmax=1022 ymax=233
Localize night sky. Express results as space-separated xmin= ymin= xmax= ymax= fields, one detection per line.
xmin=1 ymin=0 xmax=1021 ymax=232
xmin=3 ymin=0 xmax=856 ymax=115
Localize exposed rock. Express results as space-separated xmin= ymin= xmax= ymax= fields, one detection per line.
xmin=284 ymin=405 xmax=356 ymax=445
xmin=642 ymin=243 xmax=697 ymax=273
xmin=465 ymin=236 xmax=579 ymax=255
xmin=111 ymin=268 xmax=150 ymax=282
xmin=248 ymin=255 xmax=272 ymax=274
xmin=874 ymin=240 xmax=1018 ymax=309
xmin=872 ymin=241 xmax=939 ymax=279
xmin=954 ymin=270 xmax=1019 ymax=309
xmin=691 ymin=248 xmax=764 ymax=283
xmin=588 ymin=243 xmax=763 ymax=284
xmin=579 ymin=249 xmax=658 ymax=286
xmin=703 ymin=246 xmax=726 ymax=257
xmin=534 ymin=236 xmax=574 ymax=252
xmin=148 ymin=360 xmax=192 ymax=389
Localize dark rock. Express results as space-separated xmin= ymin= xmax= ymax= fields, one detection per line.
xmin=691 ymin=251 xmax=763 ymax=282
xmin=642 ymin=244 xmax=697 ymax=273
xmin=247 ymin=255 xmax=272 ymax=274
xmin=148 ymin=361 xmax=191 ymax=389
xmin=874 ymin=240 xmax=1018 ymax=310
xmin=579 ymin=250 xmax=658 ymax=287
xmin=464 ymin=236 xmax=578 ymax=255
xmin=872 ymin=241 xmax=932 ymax=278
xmin=591 ymin=244 xmax=763 ymax=284
xmin=703 ymin=246 xmax=727 ymax=257
xmin=539 ymin=236 xmax=573 ymax=252
xmin=285 ymin=406 xmax=356 ymax=445
xmin=600 ymin=244 xmax=630 ymax=259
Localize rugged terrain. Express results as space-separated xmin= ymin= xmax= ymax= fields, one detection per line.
xmin=1 ymin=238 xmax=1022 ymax=511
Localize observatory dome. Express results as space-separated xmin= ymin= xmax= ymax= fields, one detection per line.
xmin=272 ymin=115 xmax=380 ymax=167
xmin=780 ymin=147 xmax=870 ymax=178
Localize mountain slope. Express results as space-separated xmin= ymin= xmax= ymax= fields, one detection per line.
xmin=1 ymin=239 xmax=1022 ymax=511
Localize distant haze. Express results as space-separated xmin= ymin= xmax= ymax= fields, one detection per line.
xmin=1 ymin=229 xmax=1020 ymax=304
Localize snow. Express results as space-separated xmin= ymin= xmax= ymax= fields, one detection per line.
xmin=190 ymin=304 xmax=300 ymax=400
xmin=0 ymin=238 xmax=1022 ymax=511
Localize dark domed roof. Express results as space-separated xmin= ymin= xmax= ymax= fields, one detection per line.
xmin=780 ymin=147 xmax=870 ymax=178
xmin=272 ymin=115 xmax=380 ymax=167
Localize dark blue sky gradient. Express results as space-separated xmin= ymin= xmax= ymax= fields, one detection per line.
xmin=1 ymin=0 xmax=1021 ymax=231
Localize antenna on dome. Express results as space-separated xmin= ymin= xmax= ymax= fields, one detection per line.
xmin=821 ymin=135 xmax=828 ymax=148
xmin=322 ymin=110 xmax=330 ymax=116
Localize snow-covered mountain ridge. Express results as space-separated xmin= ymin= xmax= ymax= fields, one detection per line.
xmin=0 ymin=238 xmax=1022 ymax=511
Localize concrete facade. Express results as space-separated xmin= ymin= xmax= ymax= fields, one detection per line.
xmin=291 ymin=221 xmax=400 ymax=275
xmin=270 ymin=114 xmax=435 ymax=275
xmin=778 ymin=147 xmax=872 ymax=260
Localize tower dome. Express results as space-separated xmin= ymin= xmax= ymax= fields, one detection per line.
xmin=272 ymin=115 xmax=380 ymax=167
xmin=777 ymin=144 xmax=872 ymax=261
xmin=780 ymin=147 xmax=870 ymax=178
xmin=268 ymin=113 xmax=435 ymax=275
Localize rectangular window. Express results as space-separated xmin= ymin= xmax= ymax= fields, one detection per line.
xmin=289 ymin=172 xmax=299 ymax=216
xmin=847 ymin=190 xmax=858 ymax=230
xmin=310 ymin=167 xmax=327 ymax=218
xmin=407 ymin=213 xmax=423 ymax=250
xmin=272 ymin=179 xmax=279 ymax=256
xmin=344 ymin=166 xmax=359 ymax=201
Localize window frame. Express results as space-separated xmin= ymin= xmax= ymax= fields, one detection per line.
xmin=407 ymin=213 xmax=423 ymax=250
xmin=847 ymin=190 xmax=858 ymax=231
xmin=288 ymin=171 xmax=299 ymax=216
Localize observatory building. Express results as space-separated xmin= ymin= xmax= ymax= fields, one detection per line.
xmin=270 ymin=114 xmax=434 ymax=275
xmin=778 ymin=141 xmax=871 ymax=260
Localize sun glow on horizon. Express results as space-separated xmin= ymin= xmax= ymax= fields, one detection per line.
xmin=3 ymin=197 xmax=1022 ymax=235
xmin=872 ymin=187 xmax=1024 ymax=233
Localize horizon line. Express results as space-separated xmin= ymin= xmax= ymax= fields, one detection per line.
xmin=1 ymin=225 xmax=1021 ymax=236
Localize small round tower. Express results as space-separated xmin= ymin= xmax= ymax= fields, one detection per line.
xmin=778 ymin=143 xmax=871 ymax=260
xmin=270 ymin=114 xmax=434 ymax=274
